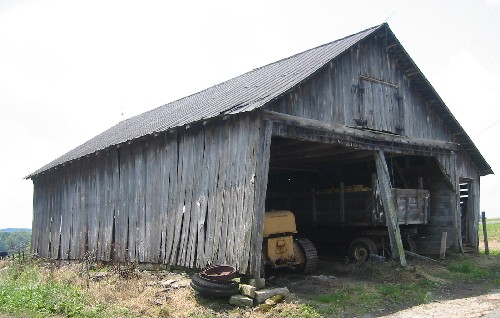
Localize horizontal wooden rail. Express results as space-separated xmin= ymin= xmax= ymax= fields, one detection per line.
xmin=264 ymin=110 xmax=460 ymax=152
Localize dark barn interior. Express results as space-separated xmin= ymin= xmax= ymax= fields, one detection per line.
xmin=265 ymin=136 xmax=456 ymax=258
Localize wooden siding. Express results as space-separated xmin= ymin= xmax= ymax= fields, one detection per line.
xmin=435 ymin=150 xmax=482 ymax=250
xmin=266 ymin=34 xmax=455 ymax=144
xmin=31 ymin=113 xmax=268 ymax=274
xmin=265 ymin=34 xmax=483 ymax=252
xmin=416 ymin=175 xmax=458 ymax=254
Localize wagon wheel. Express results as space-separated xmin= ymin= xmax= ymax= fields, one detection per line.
xmin=402 ymin=237 xmax=417 ymax=253
xmin=348 ymin=237 xmax=378 ymax=263
xmin=401 ymin=237 xmax=417 ymax=260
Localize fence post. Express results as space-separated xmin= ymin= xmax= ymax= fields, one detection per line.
xmin=481 ymin=211 xmax=489 ymax=255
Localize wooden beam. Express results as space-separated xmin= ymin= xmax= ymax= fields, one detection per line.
xmin=374 ymin=150 xmax=407 ymax=267
xmin=404 ymin=251 xmax=444 ymax=265
xmin=272 ymin=149 xmax=371 ymax=164
xmin=264 ymin=111 xmax=459 ymax=152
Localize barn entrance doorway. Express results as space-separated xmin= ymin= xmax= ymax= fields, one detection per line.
xmin=264 ymin=136 xmax=436 ymax=260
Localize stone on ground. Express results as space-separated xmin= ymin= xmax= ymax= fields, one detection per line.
xmin=229 ymin=294 xmax=254 ymax=307
xmin=254 ymin=287 xmax=290 ymax=304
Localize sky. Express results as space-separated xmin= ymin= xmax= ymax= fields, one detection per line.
xmin=0 ymin=0 xmax=499 ymax=228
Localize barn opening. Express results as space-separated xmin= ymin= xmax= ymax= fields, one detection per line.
xmin=264 ymin=136 xmax=456 ymax=259
xmin=460 ymin=179 xmax=473 ymax=246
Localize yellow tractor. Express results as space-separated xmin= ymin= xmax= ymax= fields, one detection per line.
xmin=262 ymin=210 xmax=318 ymax=274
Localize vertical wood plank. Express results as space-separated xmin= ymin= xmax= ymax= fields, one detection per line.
xmin=215 ymin=121 xmax=231 ymax=263
xmin=158 ymin=133 xmax=173 ymax=263
xmin=239 ymin=114 xmax=260 ymax=273
xmin=169 ymin=131 xmax=190 ymax=266
xmin=231 ymin=116 xmax=251 ymax=269
xmin=250 ymin=119 xmax=272 ymax=278
xmin=50 ymin=171 xmax=62 ymax=258
xmin=164 ymin=130 xmax=179 ymax=264
xmin=116 ymin=146 xmax=131 ymax=262
xmin=203 ymin=124 xmax=222 ymax=265
xmin=374 ymin=150 xmax=406 ymax=267
xmin=31 ymin=178 xmax=41 ymax=255
xmin=194 ymin=128 xmax=212 ymax=268
xmin=145 ymin=137 xmax=159 ymax=263
xmin=186 ymin=129 xmax=205 ymax=267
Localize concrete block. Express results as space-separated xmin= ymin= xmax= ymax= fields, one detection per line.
xmin=239 ymin=284 xmax=256 ymax=298
xmin=229 ymin=294 xmax=254 ymax=307
xmin=254 ymin=287 xmax=290 ymax=304
xmin=247 ymin=277 xmax=266 ymax=289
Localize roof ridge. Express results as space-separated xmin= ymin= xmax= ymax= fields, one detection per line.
xmin=132 ymin=24 xmax=385 ymax=118
xmin=250 ymin=24 xmax=385 ymax=73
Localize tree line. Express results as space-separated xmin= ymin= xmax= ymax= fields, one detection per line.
xmin=0 ymin=231 xmax=31 ymax=253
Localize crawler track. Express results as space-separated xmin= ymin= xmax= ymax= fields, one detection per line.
xmin=296 ymin=238 xmax=318 ymax=274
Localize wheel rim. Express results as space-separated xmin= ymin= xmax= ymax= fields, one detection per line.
xmin=353 ymin=245 xmax=369 ymax=262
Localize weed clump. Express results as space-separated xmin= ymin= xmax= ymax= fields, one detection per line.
xmin=0 ymin=261 xmax=104 ymax=317
xmin=448 ymin=260 xmax=490 ymax=279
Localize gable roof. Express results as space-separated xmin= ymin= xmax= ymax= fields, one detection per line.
xmin=27 ymin=23 xmax=492 ymax=178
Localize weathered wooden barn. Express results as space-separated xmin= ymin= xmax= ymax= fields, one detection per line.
xmin=27 ymin=23 xmax=492 ymax=276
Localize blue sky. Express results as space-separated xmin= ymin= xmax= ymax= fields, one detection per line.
xmin=1 ymin=0 xmax=499 ymax=228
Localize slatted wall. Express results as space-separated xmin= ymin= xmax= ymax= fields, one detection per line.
xmin=436 ymin=150 xmax=481 ymax=249
xmin=31 ymin=113 xmax=268 ymax=273
xmin=266 ymin=34 xmax=454 ymax=144
xmin=265 ymin=32 xmax=483 ymax=252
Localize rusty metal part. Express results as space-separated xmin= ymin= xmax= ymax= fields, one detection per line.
xmin=199 ymin=264 xmax=237 ymax=282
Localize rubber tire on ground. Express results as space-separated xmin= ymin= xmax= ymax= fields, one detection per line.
xmin=190 ymin=273 xmax=239 ymax=297
xmin=348 ymin=237 xmax=378 ymax=263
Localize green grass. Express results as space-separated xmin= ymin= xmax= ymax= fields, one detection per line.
xmin=376 ymin=282 xmax=434 ymax=304
xmin=0 ymin=261 xmax=110 ymax=318
xmin=271 ymin=304 xmax=322 ymax=318
xmin=485 ymin=222 xmax=500 ymax=241
xmin=446 ymin=256 xmax=500 ymax=288
xmin=306 ymin=280 xmax=436 ymax=317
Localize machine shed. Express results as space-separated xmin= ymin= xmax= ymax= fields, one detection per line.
xmin=27 ymin=23 xmax=492 ymax=277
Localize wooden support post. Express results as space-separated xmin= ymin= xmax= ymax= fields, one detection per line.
xmin=440 ymin=232 xmax=447 ymax=260
xmin=371 ymin=174 xmax=377 ymax=224
xmin=482 ymin=211 xmax=489 ymax=255
xmin=374 ymin=150 xmax=407 ymax=267
xmin=251 ymin=120 xmax=273 ymax=280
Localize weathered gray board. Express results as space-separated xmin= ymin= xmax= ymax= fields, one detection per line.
xmin=266 ymin=35 xmax=456 ymax=143
xmin=374 ymin=151 xmax=406 ymax=266
xmin=31 ymin=113 xmax=268 ymax=274
xmin=263 ymin=31 xmax=483 ymax=252
xmin=435 ymin=151 xmax=481 ymax=251
xmin=267 ymin=188 xmax=429 ymax=227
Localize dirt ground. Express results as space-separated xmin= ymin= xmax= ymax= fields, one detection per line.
xmin=383 ymin=238 xmax=500 ymax=318
xmin=264 ymin=250 xmax=500 ymax=318
xmin=380 ymin=290 xmax=500 ymax=318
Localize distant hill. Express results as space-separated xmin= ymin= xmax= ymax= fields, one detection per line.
xmin=0 ymin=228 xmax=32 ymax=233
